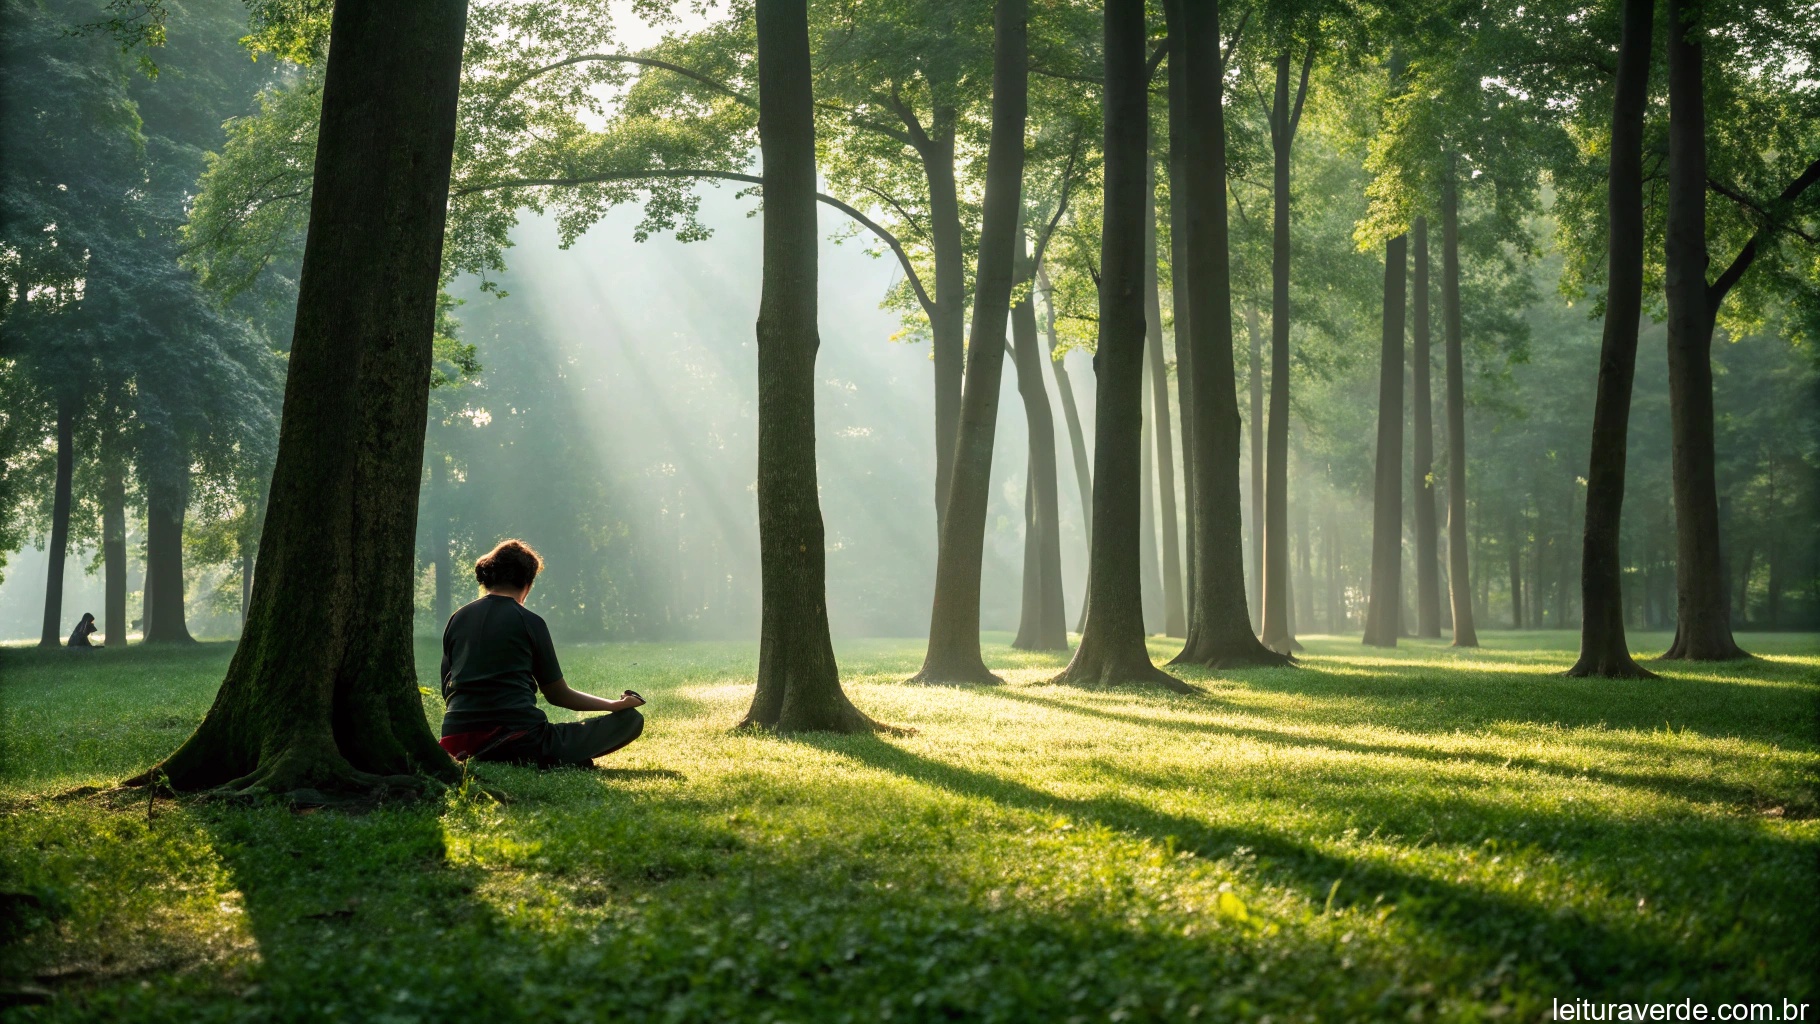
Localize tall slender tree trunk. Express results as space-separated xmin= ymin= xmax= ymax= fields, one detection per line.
xmin=1145 ymin=161 xmax=1186 ymax=638
xmin=1294 ymin=489 xmax=1313 ymax=633
xmin=38 ymin=391 xmax=75 ymax=647
xmin=133 ymin=0 xmax=472 ymax=794
xmin=1508 ymin=512 xmax=1525 ymax=629
xmin=1040 ymin=262 xmax=1094 ymax=626
xmin=1165 ymin=8 xmax=1197 ymax=624
xmin=1011 ymin=232 xmax=1068 ymax=651
xmin=1363 ymin=235 xmax=1408 ymax=647
xmin=1440 ymin=154 xmax=1479 ymax=647
xmin=1138 ymin=390 xmax=1164 ymax=633
xmin=1410 ymin=216 xmax=1441 ymax=637
xmin=1053 ymin=0 xmax=1185 ymax=691
xmin=103 ymin=428 xmax=127 ymax=647
xmin=1570 ymin=0 xmax=1656 ymax=676
xmin=142 ymin=446 xmax=194 ymax=645
xmin=1247 ymin=304 xmax=1264 ymax=631
xmin=927 ymin=135 xmax=966 ymax=537
xmin=430 ymin=450 xmax=452 ymax=628
xmin=913 ymin=0 xmax=1028 ymax=684
xmin=1660 ymin=0 xmax=1744 ymax=660
xmin=1170 ymin=0 xmax=1285 ymax=668
xmin=741 ymin=0 xmax=879 ymax=730
xmin=1261 ymin=47 xmax=1311 ymax=654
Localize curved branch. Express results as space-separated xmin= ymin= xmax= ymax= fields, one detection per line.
xmin=453 ymin=168 xmax=936 ymax=317
xmin=1708 ymin=156 xmax=1820 ymax=307
xmin=496 ymin=53 xmax=754 ymax=108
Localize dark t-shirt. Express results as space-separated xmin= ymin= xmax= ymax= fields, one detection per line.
xmin=439 ymin=595 xmax=563 ymax=735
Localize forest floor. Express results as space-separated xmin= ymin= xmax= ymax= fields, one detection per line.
xmin=1 ymin=630 xmax=1815 ymax=1023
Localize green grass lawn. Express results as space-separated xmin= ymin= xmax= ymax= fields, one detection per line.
xmin=1 ymin=630 xmax=1816 ymax=1022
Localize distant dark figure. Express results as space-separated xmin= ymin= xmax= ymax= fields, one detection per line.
xmin=67 ymin=612 xmax=98 ymax=648
xmin=438 ymin=539 xmax=646 ymax=768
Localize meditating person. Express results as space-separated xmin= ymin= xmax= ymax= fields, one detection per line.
xmin=438 ymin=539 xmax=645 ymax=767
xmin=67 ymin=612 xmax=98 ymax=648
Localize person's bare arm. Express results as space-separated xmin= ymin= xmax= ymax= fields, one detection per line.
xmin=539 ymin=678 xmax=645 ymax=713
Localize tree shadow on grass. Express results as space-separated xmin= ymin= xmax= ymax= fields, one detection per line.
xmin=795 ymin=732 xmax=1772 ymax=996
xmin=982 ymin=690 xmax=1815 ymax=815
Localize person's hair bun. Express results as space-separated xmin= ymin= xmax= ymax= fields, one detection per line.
xmin=474 ymin=539 xmax=544 ymax=591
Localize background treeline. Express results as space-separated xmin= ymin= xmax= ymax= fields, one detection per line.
xmin=1 ymin=0 xmax=1814 ymax=645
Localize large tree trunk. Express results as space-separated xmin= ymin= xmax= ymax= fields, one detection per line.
xmin=1660 ymin=0 xmax=1745 ymax=661
xmin=1145 ymin=159 xmax=1186 ymax=638
xmin=1363 ymin=234 xmax=1408 ymax=647
xmin=1261 ymin=48 xmax=1310 ymax=654
xmin=103 ymin=427 xmax=127 ymax=647
xmin=142 ymin=445 xmax=194 ymax=645
xmin=1246 ymin=304 xmax=1264 ymax=631
xmin=1165 ymin=12 xmax=1196 ymax=624
xmin=1169 ymin=0 xmax=1285 ymax=669
xmin=1570 ymin=0 xmax=1656 ymax=677
xmin=133 ymin=0 xmax=471 ymax=795
xmin=38 ymin=391 xmax=75 ymax=648
xmin=1053 ymin=0 xmax=1184 ymax=691
xmin=1410 ymin=216 xmax=1442 ymax=638
xmin=741 ymin=0 xmax=880 ymax=731
xmin=1440 ymin=154 xmax=1479 ymax=647
xmin=914 ymin=0 xmax=1028 ymax=684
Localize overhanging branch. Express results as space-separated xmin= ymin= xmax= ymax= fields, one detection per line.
xmin=453 ymin=168 xmax=936 ymax=316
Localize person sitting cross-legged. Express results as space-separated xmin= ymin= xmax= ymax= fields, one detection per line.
xmin=438 ymin=539 xmax=645 ymax=768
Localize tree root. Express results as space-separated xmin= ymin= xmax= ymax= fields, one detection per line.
xmin=907 ymin=665 xmax=1006 ymax=686
xmin=1564 ymin=652 xmax=1658 ymax=679
xmin=1050 ymin=652 xmax=1192 ymax=693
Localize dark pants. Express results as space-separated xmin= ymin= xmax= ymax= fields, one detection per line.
xmin=476 ymin=710 xmax=644 ymax=769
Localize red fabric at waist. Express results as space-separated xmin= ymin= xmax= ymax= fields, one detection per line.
xmin=440 ymin=726 xmax=527 ymax=761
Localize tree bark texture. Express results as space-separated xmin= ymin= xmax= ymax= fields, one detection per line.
xmin=914 ymin=0 xmax=1028 ymax=684
xmin=1570 ymin=0 xmax=1657 ymax=677
xmin=1169 ymin=0 xmax=1285 ymax=668
xmin=38 ymin=391 xmax=74 ymax=648
xmin=741 ymin=0 xmax=880 ymax=731
xmin=1364 ymin=235 xmax=1407 ymax=648
xmin=1661 ymin=0 xmax=1745 ymax=661
xmin=1410 ymin=216 xmax=1441 ymax=638
xmin=136 ymin=0 xmax=471 ymax=794
xmin=1052 ymin=0 xmax=1185 ymax=691
xmin=1440 ymin=155 xmax=1480 ymax=647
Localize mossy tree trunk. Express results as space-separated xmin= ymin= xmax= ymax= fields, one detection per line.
xmin=913 ymin=0 xmax=1028 ymax=685
xmin=1363 ymin=234 xmax=1407 ymax=649
xmin=132 ymin=0 xmax=471 ymax=796
xmin=1570 ymin=0 xmax=1656 ymax=678
xmin=1053 ymin=0 xmax=1186 ymax=692
xmin=1169 ymin=0 xmax=1286 ymax=669
xmin=740 ymin=0 xmax=880 ymax=732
